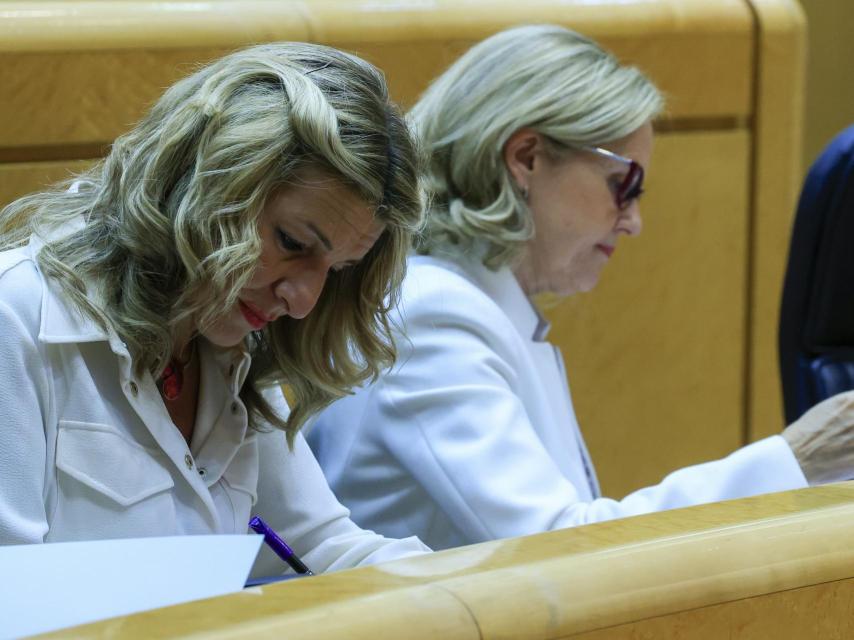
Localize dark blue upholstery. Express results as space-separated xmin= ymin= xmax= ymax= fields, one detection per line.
xmin=779 ymin=124 xmax=854 ymax=424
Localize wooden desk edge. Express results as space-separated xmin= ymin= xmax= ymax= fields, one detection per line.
xmin=40 ymin=482 xmax=854 ymax=639
xmin=0 ymin=0 xmax=751 ymax=53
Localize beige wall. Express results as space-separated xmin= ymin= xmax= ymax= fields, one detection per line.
xmin=799 ymin=0 xmax=854 ymax=169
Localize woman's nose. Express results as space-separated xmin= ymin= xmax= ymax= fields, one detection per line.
xmin=274 ymin=265 xmax=328 ymax=319
xmin=619 ymin=202 xmax=643 ymax=237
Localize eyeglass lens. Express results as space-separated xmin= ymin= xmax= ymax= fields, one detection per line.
xmin=617 ymin=162 xmax=644 ymax=210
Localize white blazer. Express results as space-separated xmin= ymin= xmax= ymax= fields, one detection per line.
xmin=308 ymin=254 xmax=808 ymax=550
xmin=0 ymin=237 xmax=428 ymax=574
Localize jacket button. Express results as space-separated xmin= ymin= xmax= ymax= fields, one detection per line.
xmin=184 ymin=453 xmax=194 ymax=470
xmin=230 ymin=402 xmax=239 ymax=414
xmin=128 ymin=381 xmax=139 ymax=396
xmin=198 ymin=467 xmax=207 ymax=477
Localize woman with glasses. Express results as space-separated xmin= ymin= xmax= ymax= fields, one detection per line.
xmin=307 ymin=24 xmax=854 ymax=550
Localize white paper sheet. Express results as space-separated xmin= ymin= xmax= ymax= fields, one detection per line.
xmin=0 ymin=535 xmax=263 ymax=638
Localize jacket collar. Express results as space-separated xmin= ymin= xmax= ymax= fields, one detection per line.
xmin=28 ymin=231 xmax=118 ymax=349
xmin=410 ymin=252 xmax=549 ymax=342
xmin=38 ymin=276 xmax=115 ymax=345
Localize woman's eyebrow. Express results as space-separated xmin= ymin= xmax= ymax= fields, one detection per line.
xmin=306 ymin=222 xmax=333 ymax=251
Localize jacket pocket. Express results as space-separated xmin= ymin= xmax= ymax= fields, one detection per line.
xmin=56 ymin=420 xmax=174 ymax=507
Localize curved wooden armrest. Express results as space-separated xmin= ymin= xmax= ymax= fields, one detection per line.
xmin=42 ymin=482 xmax=854 ymax=639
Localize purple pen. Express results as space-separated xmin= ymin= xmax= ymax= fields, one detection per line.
xmin=249 ymin=515 xmax=315 ymax=576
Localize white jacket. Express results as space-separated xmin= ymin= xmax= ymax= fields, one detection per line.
xmin=0 ymin=237 xmax=428 ymax=574
xmin=307 ymin=254 xmax=808 ymax=550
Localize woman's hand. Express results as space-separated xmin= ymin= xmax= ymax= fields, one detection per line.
xmin=782 ymin=390 xmax=854 ymax=485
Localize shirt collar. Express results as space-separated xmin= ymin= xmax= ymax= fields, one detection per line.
xmin=207 ymin=340 xmax=253 ymax=395
xmin=531 ymin=306 xmax=552 ymax=342
xmin=411 ymin=253 xmax=548 ymax=342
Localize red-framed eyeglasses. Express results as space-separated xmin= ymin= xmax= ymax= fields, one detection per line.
xmin=582 ymin=146 xmax=645 ymax=210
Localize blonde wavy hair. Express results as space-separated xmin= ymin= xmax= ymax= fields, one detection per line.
xmin=409 ymin=24 xmax=664 ymax=268
xmin=0 ymin=42 xmax=423 ymax=444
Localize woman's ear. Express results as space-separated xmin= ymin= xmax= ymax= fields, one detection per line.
xmin=503 ymin=128 xmax=542 ymax=191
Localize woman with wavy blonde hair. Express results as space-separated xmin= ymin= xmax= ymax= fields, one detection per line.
xmin=309 ymin=24 xmax=854 ymax=550
xmin=0 ymin=42 xmax=429 ymax=573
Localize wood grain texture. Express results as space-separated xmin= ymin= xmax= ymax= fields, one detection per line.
xmin=0 ymin=0 xmax=752 ymax=151
xmin=799 ymin=0 xmax=854 ymax=171
xmin=37 ymin=482 xmax=854 ymax=639
xmin=309 ymin=0 xmax=754 ymax=116
xmin=0 ymin=160 xmax=94 ymax=208
xmin=0 ymin=49 xmax=229 ymax=148
xmin=0 ymin=1 xmax=310 ymax=52
xmin=574 ymin=577 xmax=854 ymax=639
xmin=745 ymin=0 xmax=806 ymax=440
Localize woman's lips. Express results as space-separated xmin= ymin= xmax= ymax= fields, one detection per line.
xmin=596 ymin=244 xmax=615 ymax=258
xmin=239 ymin=300 xmax=269 ymax=330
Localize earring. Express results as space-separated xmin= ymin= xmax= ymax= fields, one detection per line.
xmin=521 ymin=186 xmax=529 ymax=201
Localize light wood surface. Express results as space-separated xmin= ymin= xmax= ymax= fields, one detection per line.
xmin=575 ymin=577 xmax=854 ymax=639
xmin=38 ymin=481 xmax=854 ymax=639
xmin=0 ymin=1 xmax=752 ymax=149
xmin=0 ymin=0 xmax=805 ymax=497
xmin=0 ymin=2 xmax=309 ymax=52
xmin=309 ymin=0 xmax=755 ymax=116
xmin=0 ymin=160 xmax=95 ymax=210
xmin=745 ymin=0 xmax=806 ymax=441
xmin=799 ymin=0 xmax=854 ymax=170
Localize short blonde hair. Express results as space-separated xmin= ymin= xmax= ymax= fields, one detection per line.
xmin=409 ymin=24 xmax=664 ymax=268
xmin=1 ymin=42 xmax=423 ymax=444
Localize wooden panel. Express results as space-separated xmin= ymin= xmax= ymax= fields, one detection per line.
xmin=39 ymin=482 xmax=854 ymax=639
xmin=574 ymin=577 xmax=854 ymax=639
xmin=310 ymin=0 xmax=754 ymax=116
xmin=746 ymin=0 xmax=806 ymax=440
xmin=0 ymin=1 xmax=310 ymax=52
xmin=0 ymin=161 xmax=95 ymax=207
xmin=799 ymin=0 xmax=854 ymax=169
xmin=0 ymin=0 xmax=752 ymax=153
xmin=0 ymin=49 xmax=230 ymax=149
xmin=545 ymin=130 xmax=750 ymax=497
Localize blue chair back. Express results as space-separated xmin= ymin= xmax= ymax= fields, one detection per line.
xmin=779 ymin=124 xmax=854 ymax=423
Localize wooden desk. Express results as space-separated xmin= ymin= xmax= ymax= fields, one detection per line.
xmin=0 ymin=0 xmax=805 ymax=496
xmin=39 ymin=482 xmax=854 ymax=638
